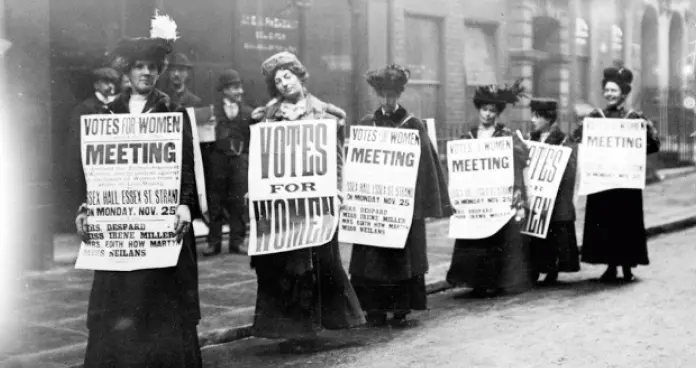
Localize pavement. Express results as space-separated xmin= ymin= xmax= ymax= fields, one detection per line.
xmin=2 ymin=166 xmax=696 ymax=368
xmin=201 ymin=227 xmax=696 ymax=368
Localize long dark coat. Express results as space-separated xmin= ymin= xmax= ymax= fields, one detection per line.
xmin=527 ymin=125 xmax=580 ymax=274
xmin=207 ymin=101 xmax=255 ymax=247
xmin=446 ymin=123 xmax=536 ymax=292
xmin=249 ymin=94 xmax=365 ymax=339
xmin=349 ymin=106 xmax=452 ymax=313
xmin=83 ymin=89 xmax=202 ymax=368
xmin=573 ymin=105 xmax=660 ymax=267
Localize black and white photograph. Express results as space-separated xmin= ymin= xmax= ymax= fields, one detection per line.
xmin=2 ymin=0 xmax=696 ymax=367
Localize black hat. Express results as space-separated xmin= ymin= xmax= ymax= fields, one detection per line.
xmin=602 ymin=66 xmax=633 ymax=94
xmin=530 ymin=97 xmax=558 ymax=113
xmin=473 ymin=79 xmax=527 ymax=112
xmin=169 ymin=52 xmax=193 ymax=69
xmin=217 ymin=69 xmax=242 ymax=91
xmin=108 ymin=10 xmax=178 ymax=73
xmin=91 ymin=67 xmax=121 ymax=84
xmin=365 ymin=64 xmax=410 ymax=93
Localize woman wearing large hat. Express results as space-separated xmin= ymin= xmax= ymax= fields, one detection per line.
xmin=446 ymin=80 xmax=536 ymax=297
xmin=572 ymin=66 xmax=660 ymax=282
xmin=248 ymin=51 xmax=365 ymax=353
xmin=74 ymin=12 xmax=203 ymax=368
xmin=348 ymin=64 xmax=452 ymax=327
xmin=526 ymin=98 xmax=581 ymax=284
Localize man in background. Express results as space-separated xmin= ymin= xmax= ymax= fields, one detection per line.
xmin=203 ymin=69 xmax=255 ymax=256
xmin=164 ymin=52 xmax=202 ymax=108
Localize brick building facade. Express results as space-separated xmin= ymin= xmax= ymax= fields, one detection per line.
xmin=3 ymin=0 xmax=695 ymax=268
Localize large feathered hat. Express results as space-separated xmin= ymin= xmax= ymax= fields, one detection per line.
xmin=365 ymin=64 xmax=410 ymax=94
xmin=602 ymin=66 xmax=633 ymax=95
xmin=109 ymin=10 xmax=178 ymax=74
xmin=473 ymin=79 xmax=527 ymax=113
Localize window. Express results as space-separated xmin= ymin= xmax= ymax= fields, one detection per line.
xmin=463 ymin=22 xmax=498 ymax=124
xmin=402 ymin=15 xmax=442 ymax=121
xmin=305 ymin=0 xmax=353 ymax=121
xmin=463 ymin=24 xmax=498 ymax=86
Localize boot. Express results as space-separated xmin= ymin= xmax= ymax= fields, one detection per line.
xmin=202 ymin=243 xmax=221 ymax=257
xmin=622 ymin=265 xmax=635 ymax=282
xmin=599 ymin=265 xmax=618 ymax=283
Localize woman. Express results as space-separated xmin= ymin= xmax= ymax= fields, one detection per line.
xmin=348 ymin=64 xmax=452 ymax=327
xmin=526 ymin=97 xmax=580 ymax=284
xmin=446 ymin=80 xmax=535 ymax=297
xmin=249 ymin=51 xmax=365 ymax=352
xmin=573 ymin=66 xmax=660 ymax=282
xmin=74 ymin=14 xmax=203 ymax=368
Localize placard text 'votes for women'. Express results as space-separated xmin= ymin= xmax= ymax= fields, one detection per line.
xmin=339 ymin=126 xmax=421 ymax=248
xmin=447 ymin=137 xmax=516 ymax=239
xmin=578 ymin=118 xmax=646 ymax=195
xmin=247 ymin=119 xmax=339 ymax=256
xmin=521 ymin=141 xmax=572 ymax=239
xmin=75 ymin=113 xmax=183 ymax=271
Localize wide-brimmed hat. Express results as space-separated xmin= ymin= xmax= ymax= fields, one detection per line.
xmin=217 ymin=69 xmax=242 ymax=91
xmin=365 ymin=64 xmax=410 ymax=93
xmin=168 ymin=52 xmax=193 ymax=69
xmin=108 ymin=10 xmax=178 ymax=73
xmin=473 ymin=79 xmax=527 ymax=112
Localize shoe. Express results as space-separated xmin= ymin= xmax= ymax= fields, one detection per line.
xmin=622 ymin=266 xmax=635 ymax=282
xmin=278 ymin=340 xmax=317 ymax=354
xmin=542 ymin=271 xmax=559 ymax=285
xmin=599 ymin=266 xmax=618 ymax=283
xmin=366 ymin=312 xmax=388 ymax=327
xmin=202 ymin=246 xmax=221 ymax=257
xmin=390 ymin=312 xmax=410 ymax=328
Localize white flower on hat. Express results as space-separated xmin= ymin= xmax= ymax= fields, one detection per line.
xmin=150 ymin=9 xmax=179 ymax=41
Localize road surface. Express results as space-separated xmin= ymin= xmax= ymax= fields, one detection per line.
xmin=202 ymin=227 xmax=696 ymax=368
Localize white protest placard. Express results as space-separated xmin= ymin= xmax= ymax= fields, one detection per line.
xmin=578 ymin=118 xmax=646 ymax=195
xmin=75 ymin=113 xmax=184 ymax=271
xmin=447 ymin=137 xmax=516 ymax=239
xmin=424 ymin=118 xmax=438 ymax=153
xmin=192 ymin=105 xmax=216 ymax=143
xmin=339 ymin=126 xmax=421 ymax=248
xmin=247 ymin=119 xmax=339 ymax=256
xmin=521 ymin=141 xmax=572 ymax=239
xmin=186 ymin=107 xmax=208 ymax=217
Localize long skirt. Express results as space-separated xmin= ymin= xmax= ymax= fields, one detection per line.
xmin=446 ymin=219 xmax=535 ymax=293
xmin=83 ymin=230 xmax=202 ymax=368
xmin=250 ymin=233 xmax=365 ymax=340
xmin=581 ymin=189 xmax=649 ymax=267
xmin=349 ymin=219 xmax=429 ymax=313
xmin=529 ymin=221 xmax=581 ymax=274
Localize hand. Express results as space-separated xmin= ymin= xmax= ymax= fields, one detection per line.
xmin=514 ymin=207 xmax=526 ymax=223
xmin=337 ymin=192 xmax=345 ymax=211
xmin=75 ymin=212 xmax=90 ymax=243
xmin=174 ymin=205 xmax=192 ymax=242
xmin=251 ymin=106 xmax=266 ymax=121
